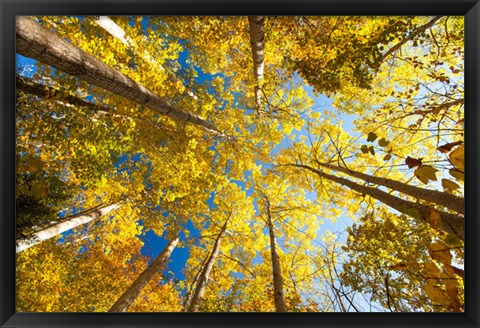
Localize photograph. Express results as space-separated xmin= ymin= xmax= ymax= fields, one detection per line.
xmin=15 ymin=15 xmax=465 ymax=313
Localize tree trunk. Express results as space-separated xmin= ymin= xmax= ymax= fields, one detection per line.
xmin=16 ymin=17 xmax=223 ymax=137
xmin=265 ymin=199 xmax=288 ymax=312
xmin=187 ymin=215 xmax=231 ymax=312
xmin=16 ymin=75 xmax=110 ymax=115
xmin=91 ymin=16 xmax=198 ymax=100
xmin=318 ymin=162 xmax=464 ymax=214
xmin=109 ymin=236 xmax=179 ymax=312
xmin=248 ymin=16 xmax=265 ymax=109
xmin=288 ymin=163 xmax=464 ymax=240
xmin=16 ymin=202 xmax=123 ymax=253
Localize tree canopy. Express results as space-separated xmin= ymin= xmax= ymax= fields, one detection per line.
xmin=16 ymin=15 xmax=464 ymax=312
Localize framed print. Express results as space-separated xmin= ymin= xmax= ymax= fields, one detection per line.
xmin=1 ymin=0 xmax=479 ymax=327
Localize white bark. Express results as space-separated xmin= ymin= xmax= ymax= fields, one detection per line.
xmin=248 ymin=16 xmax=265 ymax=109
xmin=16 ymin=203 xmax=122 ymax=253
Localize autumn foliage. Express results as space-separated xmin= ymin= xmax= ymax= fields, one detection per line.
xmin=15 ymin=15 xmax=464 ymax=312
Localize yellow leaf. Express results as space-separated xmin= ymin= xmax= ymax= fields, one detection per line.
xmin=423 ymin=262 xmax=441 ymax=278
xmin=425 ymin=282 xmax=449 ymax=307
xmin=449 ymin=169 xmax=464 ymax=182
xmin=414 ymin=166 xmax=438 ymax=184
xmin=389 ymin=261 xmax=419 ymax=270
xmin=428 ymin=242 xmax=452 ymax=265
xmin=444 ymin=233 xmax=463 ymax=248
xmin=441 ymin=178 xmax=460 ymax=191
xmin=449 ymin=145 xmax=464 ymax=172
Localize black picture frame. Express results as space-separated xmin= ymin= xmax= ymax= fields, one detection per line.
xmin=1 ymin=0 xmax=478 ymax=327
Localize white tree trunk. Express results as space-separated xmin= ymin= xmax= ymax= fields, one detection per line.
xmin=16 ymin=203 xmax=122 ymax=253
xmin=109 ymin=237 xmax=179 ymax=312
xmin=16 ymin=17 xmax=222 ymax=136
xmin=248 ymin=16 xmax=265 ymax=109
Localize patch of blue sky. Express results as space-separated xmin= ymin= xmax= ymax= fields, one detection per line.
xmin=16 ymin=54 xmax=37 ymax=77
xmin=251 ymin=251 xmax=265 ymax=265
xmin=139 ymin=229 xmax=189 ymax=281
xmin=113 ymin=152 xmax=143 ymax=171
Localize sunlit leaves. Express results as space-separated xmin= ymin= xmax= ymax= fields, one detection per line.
xmin=16 ymin=14 xmax=464 ymax=313
xmin=414 ymin=166 xmax=438 ymax=184
xmin=442 ymin=179 xmax=460 ymax=192
xmin=449 ymin=145 xmax=464 ymax=172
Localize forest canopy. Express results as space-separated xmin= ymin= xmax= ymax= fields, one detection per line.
xmin=15 ymin=15 xmax=464 ymax=313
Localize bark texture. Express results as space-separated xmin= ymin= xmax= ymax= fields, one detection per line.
xmin=290 ymin=164 xmax=464 ymax=240
xmin=16 ymin=202 xmax=122 ymax=253
xmin=109 ymin=237 xmax=179 ymax=312
xmin=187 ymin=216 xmax=231 ymax=312
xmin=16 ymin=17 xmax=221 ymax=136
xmin=319 ymin=162 xmax=464 ymax=214
xmin=265 ymin=199 xmax=288 ymax=312
xmin=248 ymin=16 xmax=265 ymax=109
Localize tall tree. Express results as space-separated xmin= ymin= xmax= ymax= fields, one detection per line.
xmin=262 ymin=194 xmax=288 ymax=312
xmin=16 ymin=202 xmax=123 ymax=253
xmin=15 ymin=15 xmax=464 ymax=313
xmin=16 ymin=17 xmax=224 ymax=137
xmin=16 ymin=75 xmax=110 ymax=115
xmin=187 ymin=214 xmax=231 ymax=312
xmin=109 ymin=236 xmax=179 ymax=312
xmin=312 ymin=162 xmax=463 ymax=214
xmin=248 ymin=16 xmax=265 ymax=110
xmin=281 ymin=163 xmax=464 ymax=240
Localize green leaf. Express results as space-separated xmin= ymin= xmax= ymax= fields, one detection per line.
xmin=368 ymin=146 xmax=375 ymax=155
xmin=367 ymin=132 xmax=377 ymax=142
xmin=361 ymin=145 xmax=369 ymax=154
